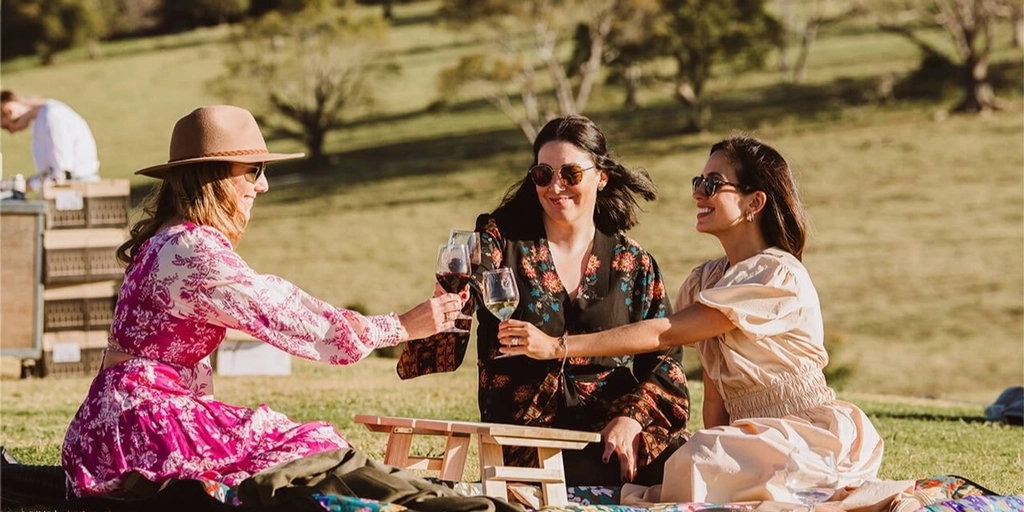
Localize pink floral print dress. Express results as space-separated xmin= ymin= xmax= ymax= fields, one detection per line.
xmin=61 ymin=222 xmax=404 ymax=497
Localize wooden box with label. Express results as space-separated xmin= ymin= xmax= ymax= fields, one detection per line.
xmin=42 ymin=179 xmax=130 ymax=230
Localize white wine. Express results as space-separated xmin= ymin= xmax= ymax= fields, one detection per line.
xmin=485 ymin=300 xmax=517 ymax=321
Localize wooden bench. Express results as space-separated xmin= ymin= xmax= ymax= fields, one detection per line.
xmin=353 ymin=415 xmax=601 ymax=507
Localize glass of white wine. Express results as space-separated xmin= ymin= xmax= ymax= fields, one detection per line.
xmin=481 ymin=268 xmax=519 ymax=358
xmin=783 ymin=448 xmax=839 ymax=512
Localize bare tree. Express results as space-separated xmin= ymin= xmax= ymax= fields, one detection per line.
xmin=776 ymin=0 xmax=866 ymax=83
xmin=435 ymin=0 xmax=616 ymax=141
xmin=209 ymin=6 xmax=397 ymax=167
xmin=879 ymin=0 xmax=1014 ymax=113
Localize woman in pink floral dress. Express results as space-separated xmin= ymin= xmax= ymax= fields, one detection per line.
xmin=61 ymin=105 xmax=466 ymax=498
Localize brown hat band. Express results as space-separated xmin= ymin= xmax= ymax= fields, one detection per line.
xmin=169 ymin=148 xmax=270 ymax=162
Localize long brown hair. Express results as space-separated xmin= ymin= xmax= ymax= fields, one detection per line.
xmin=492 ymin=115 xmax=658 ymax=237
xmin=116 ymin=162 xmax=248 ymax=265
xmin=710 ymin=135 xmax=807 ymax=260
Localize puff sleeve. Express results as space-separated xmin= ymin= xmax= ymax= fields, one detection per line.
xmin=695 ymin=254 xmax=806 ymax=340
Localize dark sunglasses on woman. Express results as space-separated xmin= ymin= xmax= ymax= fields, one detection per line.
xmin=691 ymin=175 xmax=750 ymax=197
xmin=530 ymin=163 xmax=596 ymax=187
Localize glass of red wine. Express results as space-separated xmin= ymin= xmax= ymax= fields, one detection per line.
xmin=449 ymin=230 xmax=481 ymax=267
xmin=435 ymin=243 xmax=472 ymax=333
xmin=448 ymin=230 xmax=481 ymax=320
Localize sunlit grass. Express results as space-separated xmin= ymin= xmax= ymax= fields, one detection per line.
xmin=2 ymin=358 xmax=1022 ymax=493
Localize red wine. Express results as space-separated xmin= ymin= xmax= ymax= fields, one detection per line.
xmin=436 ymin=272 xmax=472 ymax=293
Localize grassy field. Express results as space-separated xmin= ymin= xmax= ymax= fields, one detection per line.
xmin=2 ymin=357 xmax=1022 ymax=494
xmin=1 ymin=0 xmax=1022 ymax=499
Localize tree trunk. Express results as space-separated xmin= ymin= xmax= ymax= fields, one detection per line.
xmin=792 ymin=16 xmax=821 ymax=84
xmin=675 ymin=82 xmax=705 ymax=133
xmin=776 ymin=0 xmax=795 ymax=77
xmin=1013 ymin=4 xmax=1024 ymax=47
xmin=955 ymin=55 xmax=999 ymax=112
xmin=623 ymin=64 xmax=641 ymax=110
xmin=383 ymin=0 xmax=394 ymax=21
xmin=307 ymin=129 xmax=327 ymax=169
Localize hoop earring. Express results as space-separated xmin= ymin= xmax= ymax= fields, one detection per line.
xmin=746 ymin=212 xmax=754 ymax=223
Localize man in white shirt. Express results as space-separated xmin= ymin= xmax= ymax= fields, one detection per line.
xmin=1 ymin=90 xmax=100 ymax=190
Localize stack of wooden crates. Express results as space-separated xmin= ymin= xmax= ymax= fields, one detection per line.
xmin=37 ymin=180 xmax=130 ymax=378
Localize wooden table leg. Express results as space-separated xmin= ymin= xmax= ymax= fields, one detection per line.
xmin=383 ymin=431 xmax=413 ymax=468
xmin=439 ymin=433 xmax=471 ymax=481
xmin=536 ymin=446 xmax=568 ymax=507
xmin=478 ymin=437 xmax=508 ymax=500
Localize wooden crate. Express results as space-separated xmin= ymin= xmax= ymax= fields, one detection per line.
xmin=42 ymin=179 xmax=130 ymax=230
xmin=43 ymin=228 xmax=125 ymax=285
xmin=0 ymin=201 xmax=45 ymax=359
xmin=43 ymin=280 xmax=120 ymax=332
xmin=39 ymin=330 xmax=108 ymax=378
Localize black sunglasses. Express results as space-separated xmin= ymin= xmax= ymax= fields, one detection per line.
xmin=529 ymin=163 xmax=596 ymax=187
xmin=241 ymin=163 xmax=267 ymax=184
xmin=692 ymin=175 xmax=749 ymax=197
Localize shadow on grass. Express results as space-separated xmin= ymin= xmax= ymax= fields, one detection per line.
xmin=127 ymin=56 xmax=1023 ymax=210
xmin=869 ymin=410 xmax=991 ymax=424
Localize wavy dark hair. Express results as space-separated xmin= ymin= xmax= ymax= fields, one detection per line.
xmin=710 ymin=135 xmax=807 ymax=260
xmin=116 ymin=162 xmax=248 ymax=265
xmin=490 ymin=115 xmax=658 ymax=237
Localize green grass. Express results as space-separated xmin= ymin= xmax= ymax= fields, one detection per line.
xmin=2 ymin=357 xmax=1022 ymax=494
xmin=1 ymin=0 xmax=1022 ymax=501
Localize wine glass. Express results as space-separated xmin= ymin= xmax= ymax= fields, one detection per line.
xmin=783 ymin=448 xmax=839 ymax=512
xmin=482 ymin=268 xmax=519 ymax=321
xmin=449 ymin=230 xmax=482 ymax=320
xmin=435 ymin=243 xmax=472 ymax=334
xmin=448 ymin=230 xmax=482 ymax=267
xmin=481 ymin=268 xmax=520 ymax=358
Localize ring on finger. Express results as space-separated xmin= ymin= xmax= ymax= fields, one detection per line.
xmin=511 ymin=336 xmax=519 ymax=347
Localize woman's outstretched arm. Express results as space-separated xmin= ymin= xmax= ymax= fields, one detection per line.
xmin=497 ymin=303 xmax=735 ymax=359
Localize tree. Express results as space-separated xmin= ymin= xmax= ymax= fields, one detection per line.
xmin=435 ymin=0 xmax=618 ymax=142
xmin=575 ymin=0 xmax=664 ymax=110
xmin=209 ymin=5 xmax=398 ymax=167
xmin=879 ymin=0 xmax=1013 ymax=113
xmin=1 ymin=0 xmax=107 ymax=64
xmin=99 ymin=0 xmax=162 ymax=38
xmin=655 ymin=0 xmax=783 ymax=132
xmin=776 ymin=0 xmax=865 ymax=83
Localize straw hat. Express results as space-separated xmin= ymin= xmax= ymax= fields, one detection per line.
xmin=135 ymin=105 xmax=304 ymax=178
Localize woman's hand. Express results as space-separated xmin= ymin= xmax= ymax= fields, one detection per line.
xmin=496 ymin=320 xmax=561 ymax=359
xmin=601 ymin=416 xmax=642 ymax=483
xmin=397 ymin=284 xmax=466 ymax=340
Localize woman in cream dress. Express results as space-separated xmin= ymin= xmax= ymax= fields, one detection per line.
xmin=496 ymin=135 xmax=885 ymax=503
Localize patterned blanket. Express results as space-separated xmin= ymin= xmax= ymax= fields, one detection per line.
xmin=194 ymin=474 xmax=1022 ymax=512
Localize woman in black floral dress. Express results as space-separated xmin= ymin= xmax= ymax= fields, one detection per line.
xmin=398 ymin=115 xmax=690 ymax=486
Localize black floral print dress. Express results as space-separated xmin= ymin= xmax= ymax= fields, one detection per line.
xmin=399 ymin=215 xmax=690 ymax=485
